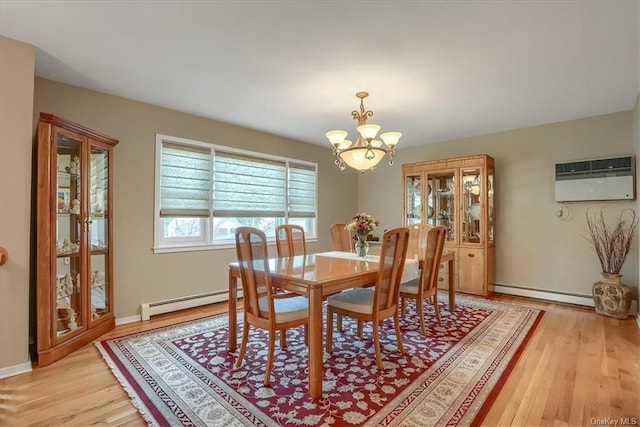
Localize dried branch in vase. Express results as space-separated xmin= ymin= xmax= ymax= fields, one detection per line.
xmin=585 ymin=208 xmax=638 ymax=275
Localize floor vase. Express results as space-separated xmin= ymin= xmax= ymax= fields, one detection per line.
xmin=592 ymin=273 xmax=631 ymax=319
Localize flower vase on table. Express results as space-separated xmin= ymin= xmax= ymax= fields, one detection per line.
xmin=346 ymin=212 xmax=380 ymax=258
xmin=355 ymin=234 xmax=369 ymax=257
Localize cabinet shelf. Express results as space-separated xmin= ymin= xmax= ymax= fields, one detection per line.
xmin=56 ymin=252 xmax=80 ymax=258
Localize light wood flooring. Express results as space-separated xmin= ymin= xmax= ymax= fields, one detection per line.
xmin=1 ymin=294 xmax=638 ymax=426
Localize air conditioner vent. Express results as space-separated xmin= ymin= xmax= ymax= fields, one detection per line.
xmin=555 ymin=156 xmax=632 ymax=181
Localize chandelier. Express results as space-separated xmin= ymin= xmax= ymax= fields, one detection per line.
xmin=326 ymin=92 xmax=402 ymax=173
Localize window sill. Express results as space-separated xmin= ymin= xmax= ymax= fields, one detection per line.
xmin=153 ymin=238 xmax=319 ymax=254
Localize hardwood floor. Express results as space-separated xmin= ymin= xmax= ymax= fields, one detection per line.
xmin=1 ymin=295 xmax=638 ymax=426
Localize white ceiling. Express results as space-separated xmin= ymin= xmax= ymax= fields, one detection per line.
xmin=1 ymin=1 xmax=638 ymax=148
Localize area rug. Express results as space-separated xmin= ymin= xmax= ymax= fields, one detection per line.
xmin=97 ymin=295 xmax=543 ymax=426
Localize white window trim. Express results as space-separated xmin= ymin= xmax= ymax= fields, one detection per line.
xmin=153 ymin=134 xmax=318 ymax=253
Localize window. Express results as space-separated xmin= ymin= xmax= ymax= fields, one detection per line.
xmin=154 ymin=134 xmax=317 ymax=252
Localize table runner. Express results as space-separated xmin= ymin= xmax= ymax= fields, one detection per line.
xmin=314 ymin=250 xmax=419 ymax=283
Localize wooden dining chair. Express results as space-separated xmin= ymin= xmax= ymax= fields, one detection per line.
xmin=326 ymin=227 xmax=410 ymax=368
xmin=330 ymin=223 xmax=353 ymax=252
xmin=234 ymin=227 xmax=309 ymax=386
xmin=275 ymin=224 xmax=306 ymax=257
xmin=399 ymin=225 xmax=447 ymax=335
xmin=407 ymin=223 xmax=432 ymax=263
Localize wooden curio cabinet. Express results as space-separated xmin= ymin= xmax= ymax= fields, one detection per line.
xmin=36 ymin=113 xmax=118 ymax=366
xmin=403 ymin=154 xmax=495 ymax=296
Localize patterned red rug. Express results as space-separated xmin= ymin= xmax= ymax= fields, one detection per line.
xmin=97 ymin=295 xmax=543 ymax=426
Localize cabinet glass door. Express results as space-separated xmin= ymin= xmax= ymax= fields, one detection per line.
xmin=462 ymin=168 xmax=482 ymax=244
xmin=88 ymin=145 xmax=111 ymax=321
xmin=488 ymin=168 xmax=494 ymax=243
xmin=405 ymin=174 xmax=422 ymax=225
xmin=55 ymin=133 xmax=83 ymax=338
xmin=429 ymin=171 xmax=456 ymax=242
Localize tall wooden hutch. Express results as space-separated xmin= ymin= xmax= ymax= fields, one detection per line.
xmin=36 ymin=113 xmax=118 ymax=366
xmin=403 ymin=154 xmax=495 ymax=296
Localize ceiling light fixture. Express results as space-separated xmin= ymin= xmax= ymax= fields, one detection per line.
xmin=326 ymin=92 xmax=402 ymax=173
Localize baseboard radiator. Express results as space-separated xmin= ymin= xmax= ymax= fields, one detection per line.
xmin=140 ymin=289 xmax=240 ymax=321
xmin=493 ymin=282 xmax=638 ymax=316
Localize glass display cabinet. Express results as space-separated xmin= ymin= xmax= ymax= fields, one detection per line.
xmin=402 ymin=154 xmax=495 ymax=296
xmin=36 ymin=113 xmax=118 ymax=366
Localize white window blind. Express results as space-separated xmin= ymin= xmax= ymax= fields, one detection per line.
xmin=154 ymin=134 xmax=318 ymax=251
xmin=288 ymin=162 xmax=316 ymax=218
xmin=213 ymin=151 xmax=287 ymax=217
xmin=160 ymin=143 xmax=211 ymax=217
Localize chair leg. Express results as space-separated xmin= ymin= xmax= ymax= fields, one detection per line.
xmin=401 ymin=297 xmax=406 ymax=316
xmin=264 ymin=329 xmax=276 ymax=386
xmin=433 ymin=294 xmax=442 ymax=326
xmin=280 ymin=329 xmax=287 ymax=348
xmin=337 ymin=314 xmax=343 ymax=332
xmin=304 ymin=324 xmax=308 ymax=346
xmin=393 ymin=312 xmax=404 ymax=354
xmin=373 ymin=323 xmax=383 ymax=369
xmin=357 ymin=320 xmax=363 ymax=338
xmin=327 ymin=308 xmax=334 ymax=353
xmin=416 ymin=297 xmax=427 ymax=336
xmin=235 ymin=320 xmax=250 ymax=368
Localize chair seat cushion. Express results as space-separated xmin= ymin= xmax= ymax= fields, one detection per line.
xmin=327 ymin=288 xmax=374 ymax=314
xmin=259 ymin=296 xmax=308 ymax=323
xmin=399 ymin=278 xmax=420 ymax=295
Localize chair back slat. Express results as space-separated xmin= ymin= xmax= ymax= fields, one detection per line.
xmin=235 ymin=227 xmax=273 ymax=320
xmin=375 ymin=227 xmax=409 ymax=311
xmin=275 ymin=224 xmax=306 ymax=257
xmin=330 ymin=223 xmax=353 ymax=252
xmin=408 ymin=223 xmax=434 ymax=262
xmin=420 ymin=225 xmax=447 ymax=295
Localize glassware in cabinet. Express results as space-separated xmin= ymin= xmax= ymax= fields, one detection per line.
xmin=461 ymin=168 xmax=482 ymax=244
xmin=405 ymin=174 xmax=422 ymax=225
xmin=428 ymin=171 xmax=456 ymax=242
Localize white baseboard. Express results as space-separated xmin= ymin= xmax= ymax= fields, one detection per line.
xmin=494 ymin=283 xmax=595 ymax=306
xmin=140 ymin=290 xmax=232 ymax=321
xmin=0 ymin=361 xmax=32 ymax=379
xmin=494 ymin=283 xmax=639 ymax=323
xmin=116 ymin=315 xmax=141 ymax=325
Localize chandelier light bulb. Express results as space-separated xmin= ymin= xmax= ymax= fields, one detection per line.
xmin=325 ymin=130 xmax=348 ymax=146
xmin=357 ymin=124 xmax=381 ymax=140
xmin=380 ymin=132 xmax=402 ymax=147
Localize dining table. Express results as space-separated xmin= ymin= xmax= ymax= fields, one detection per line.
xmin=227 ymin=249 xmax=456 ymax=399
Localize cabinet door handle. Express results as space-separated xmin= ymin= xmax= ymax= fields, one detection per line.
xmin=467 ymin=253 xmax=475 ymax=257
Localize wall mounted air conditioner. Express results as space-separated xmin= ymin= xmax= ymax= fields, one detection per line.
xmin=555 ymin=156 xmax=635 ymax=202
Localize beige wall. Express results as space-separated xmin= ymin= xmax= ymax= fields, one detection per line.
xmin=0 ymin=37 xmax=35 ymax=374
xmin=32 ymin=78 xmax=359 ymax=319
xmin=359 ymin=111 xmax=638 ymax=298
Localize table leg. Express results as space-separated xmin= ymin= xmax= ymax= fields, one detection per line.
xmin=448 ymin=258 xmax=455 ymax=312
xmin=228 ymin=268 xmax=237 ymax=351
xmin=308 ymin=286 xmax=323 ymax=399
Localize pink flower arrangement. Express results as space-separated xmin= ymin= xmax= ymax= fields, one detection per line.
xmin=346 ymin=212 xmax=380 ymax=237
